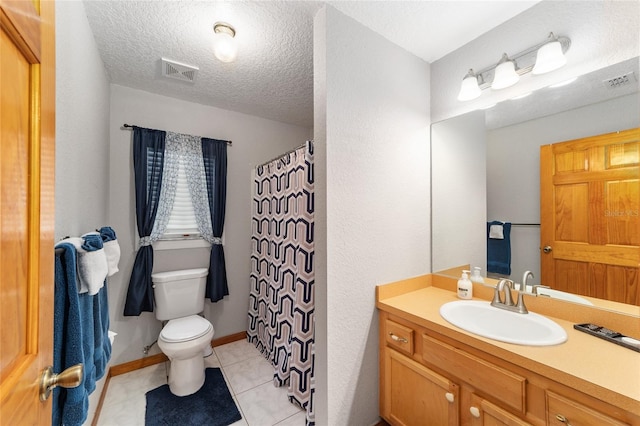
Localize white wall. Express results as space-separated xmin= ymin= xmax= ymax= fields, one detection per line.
xmin=107 ymin=85 xmax=311 ymax=365
xmin=314 ymin=6 xmax=431 ymax=425
xmin=55 ymin=2 xmax=111 ymax=424
xmin=431 ymin=0 xmax=640 ymax=123
xmin=431 ymin=111 xmax=486 ymax=273
xmin=487 ymin=92 xmax=640 ymax=284
xmin=55 ymin=0 xmax=110 ymax=239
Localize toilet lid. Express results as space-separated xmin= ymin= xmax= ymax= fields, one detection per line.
xmin=160 ymin=315 xmax=213 ymax=343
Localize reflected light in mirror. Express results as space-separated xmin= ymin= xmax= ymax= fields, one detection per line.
xmin=548 ymin=77 xmax=578 ymax=88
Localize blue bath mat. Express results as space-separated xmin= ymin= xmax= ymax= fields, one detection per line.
xmin=145 ymin=368 xmax=242 ymax=426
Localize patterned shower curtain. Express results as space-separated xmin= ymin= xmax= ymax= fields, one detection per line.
xmin=248 ymin=142 xmax=315 ymax=425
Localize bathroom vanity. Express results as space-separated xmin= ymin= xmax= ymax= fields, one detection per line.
xmin=377 ymin=274 xmax=640 ymax=425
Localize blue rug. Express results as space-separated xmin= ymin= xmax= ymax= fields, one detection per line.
xmin=145 ymin=368 xmax=242 ymax=426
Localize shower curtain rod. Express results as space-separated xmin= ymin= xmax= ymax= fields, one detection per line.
xmin=121 ymin=123 xmax=232 ymax=145
xmin=256 ymin=141 xmax=313 ymax=168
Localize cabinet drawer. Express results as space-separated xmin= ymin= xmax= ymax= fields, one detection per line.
xmin=385 ymin=319 xmax=414 ymax=356
xmin=422 ymin=334 xmax=526 ymax=414
xmin=547 ymin=391 xmax=628 ymax=426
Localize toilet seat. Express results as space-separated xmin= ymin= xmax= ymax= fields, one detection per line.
xmin=160 ymin=315 xmax=213 ymax=343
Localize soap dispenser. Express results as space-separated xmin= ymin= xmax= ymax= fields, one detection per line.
xmin=457 ymin=270 xmax=473 ymax=300
xmin=470 ymin=267 xmax=485 ymax=284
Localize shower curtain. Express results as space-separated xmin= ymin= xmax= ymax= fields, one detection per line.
xmin=248 ymin=141 xmax=315 ymax=425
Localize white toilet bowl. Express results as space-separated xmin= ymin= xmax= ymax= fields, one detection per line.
xmin=157 ymin=315 xmax=215 ymax=396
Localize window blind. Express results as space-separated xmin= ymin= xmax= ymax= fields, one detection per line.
xmin=162 ymin=157 xmax=200 ymax=239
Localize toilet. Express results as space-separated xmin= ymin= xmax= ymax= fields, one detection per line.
xmin=152 ymin=268 xmax=214 ymax=396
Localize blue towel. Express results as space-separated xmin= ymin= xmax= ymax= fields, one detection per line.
xmin=53 ymin=243 xmax=90 ymax=426
xmin=53 ymin=242 xmax=112 ymax=426
xmin=98 ymin=226 xmax=117 ymax=242
xmin=487 ymin=221 xmax=511 ymax=275
xmin=81 ymin=234 xmax=103 ymax=252
xmin=93 ymin=285 xmax=111 ymax=380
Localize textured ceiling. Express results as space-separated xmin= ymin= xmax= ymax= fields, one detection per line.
xmin=83 ymin=0 xmax=540 ymax=127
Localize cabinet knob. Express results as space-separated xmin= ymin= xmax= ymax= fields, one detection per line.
xmin=388 ymin=333 xmax=408 ymax=344
xmin=470 ymin=406 xmax=481 ymax=418
xmin=555 ymin=414 xmax=572 ymax=425
xmin=444 ymin=392 xmax=455 ymax=403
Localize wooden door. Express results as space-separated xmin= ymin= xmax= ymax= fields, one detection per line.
xmin=540 ymin=128 xmax=640 ymax=305
xmin=0 ymin=0 xmax=56 ymax=424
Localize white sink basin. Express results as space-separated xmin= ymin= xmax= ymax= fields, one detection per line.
xmin=440 ymin=300 xmax=567 ymax=346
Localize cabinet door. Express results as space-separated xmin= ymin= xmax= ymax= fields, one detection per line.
xmin=383 ymin=348 xmax=459 ymax=426
xmin=469 ymin=394 xmax=532 ymax=426
xmin=547 ymin=391 xmax=629 ymax=426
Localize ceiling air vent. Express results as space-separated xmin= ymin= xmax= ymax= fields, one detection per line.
xmin=161 ymin=58 xmax=199 ymax=83
xmin=603 ymin=72 xmax=636 ymax=89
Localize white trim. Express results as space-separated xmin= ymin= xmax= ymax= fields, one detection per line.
xmin=153 ymin=237 xmax=211 ymax=251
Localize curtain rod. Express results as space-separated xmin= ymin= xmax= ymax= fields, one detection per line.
xmin=512 ymin=223 xmax=540 ymax=226
xmin=122 ymin=124 xmax=232 ymax=146
xmin=256 ymin=141 xmax=312 ymax=168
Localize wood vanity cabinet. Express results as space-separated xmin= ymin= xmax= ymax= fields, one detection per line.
xmin=379 ymin=312 xmax=634 ymax=426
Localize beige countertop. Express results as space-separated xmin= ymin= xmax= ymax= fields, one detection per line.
xmin=376 ymin=276 xmax=640 ymax=417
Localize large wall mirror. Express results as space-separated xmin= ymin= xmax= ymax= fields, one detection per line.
xmin=431 ymin=56 xmax=639 ymax=312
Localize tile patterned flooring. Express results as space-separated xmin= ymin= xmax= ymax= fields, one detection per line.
xmin=97 ymin=340 xmax=306 ymax=426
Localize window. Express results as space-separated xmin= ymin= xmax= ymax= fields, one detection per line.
xmin=161 ymin=157 xmax=199 ymax=240
xmin=153 ymin=156 xmax=211 ymax=250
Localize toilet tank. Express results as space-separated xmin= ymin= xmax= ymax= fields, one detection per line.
xmin=152 ymin=268 xmax=208 ymax=321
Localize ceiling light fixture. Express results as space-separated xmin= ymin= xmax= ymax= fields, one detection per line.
xmin=213 ymin=22 xmax=238 ymax=63
xmin=456 ymin=32 xmax=570 ymax=101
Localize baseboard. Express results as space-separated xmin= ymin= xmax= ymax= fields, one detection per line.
xmin=213 ymin=331 xmax=246 ymax=347
xmin=109 ymin=331 xmax=247 ymax=377
xmin=109 ymin=352 xmax=168 ymax=377
xmin=90 ymin=374 xmax=111 ymax=426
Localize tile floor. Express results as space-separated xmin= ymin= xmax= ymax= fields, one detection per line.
xmin=97 ymin=340 xmax=306 ymax=426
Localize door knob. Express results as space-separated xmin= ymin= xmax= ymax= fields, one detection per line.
xmin=543 ymin=245 xmax=553 ymax=253
xmin=39 ymin=364 xmax=83 ymax=401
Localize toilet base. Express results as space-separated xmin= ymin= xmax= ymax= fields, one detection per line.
xmin=167 ymin=355 xmax=206 ymax=396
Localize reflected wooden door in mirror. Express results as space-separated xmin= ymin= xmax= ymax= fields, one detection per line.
xmin=540 ymin=128 xmax=639 ymax=305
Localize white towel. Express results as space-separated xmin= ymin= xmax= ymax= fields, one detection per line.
xmin=489 ymin=224 xmax=504 ymax=239
xmin=108 ymin=330 xmax=118 ymax=345
xmin=103 ymin=240 xmax=121 ymax=276
xmin=80 ymin=232 xmax=109 ymax=295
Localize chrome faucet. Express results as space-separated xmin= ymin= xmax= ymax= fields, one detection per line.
xmin=491 ymin=279 xmax=529 ymax=314
xmin=521 ymin=270 xmax=534 ymax=291
xmin=491 ymin=279 xmax=515 ymax=306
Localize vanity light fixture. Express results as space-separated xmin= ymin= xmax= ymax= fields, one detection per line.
xmin=457 ymin=69 xmax=483 ymax=101
xmin=532 ymin=33 xmax=567 ymax=75
xmin=213 ymin=22 xmax=238 ymax=63
xmin=491 ymin=54 xmax=520 ymax=90
xmin=456 ymin=32 xmax=571 ymax=101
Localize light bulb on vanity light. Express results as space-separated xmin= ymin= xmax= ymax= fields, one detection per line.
xmin=213 ymin=22 xmax=238 ymax=63
xmin=457 ymin=69 xmax=482 ymax=101
xmin=532 ymin=32 xmax=567 ymax=75
xmin=491 ymin=53 xmax=519 ymax=90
